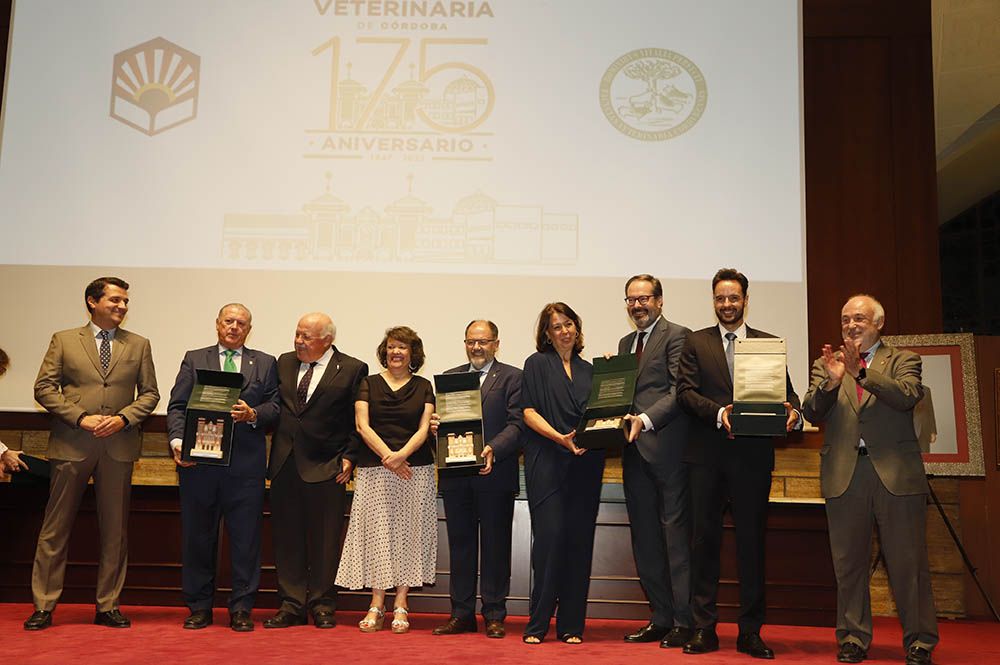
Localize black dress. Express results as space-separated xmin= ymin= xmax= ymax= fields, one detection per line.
xmin=520 ymin=349 xmax=605 ymax=639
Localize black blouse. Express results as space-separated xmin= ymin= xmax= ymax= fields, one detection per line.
xmin=355 ymin=373 xmax=435 ymax=468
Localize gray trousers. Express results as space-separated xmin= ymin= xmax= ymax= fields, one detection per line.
xmin=825 ymin=454 xmax=938 ymax=652
xmin=32 ymin=454 xmax=134 ymax=612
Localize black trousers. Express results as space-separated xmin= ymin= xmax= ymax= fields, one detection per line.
xmin=525 ymin=452 xmax=604 ymax=639
xmin=688 ymin=453 xmax=772 ymax=633
xmin=622 ymin=444 xmax=692 ymax=629
xmin=441 ymin=479 xmax=516 ymax=623
xmin=179 ymin=465 xmax=264 ymax=613
xmin=269 ymin=458 xmax=346 ymax=615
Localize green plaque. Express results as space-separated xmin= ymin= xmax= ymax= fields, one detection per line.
xmin=577 ymin=353 xmax=638 ymax=450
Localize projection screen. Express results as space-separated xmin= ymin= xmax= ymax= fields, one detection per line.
xmin=0 ymin=0 xmax=806 ymax=412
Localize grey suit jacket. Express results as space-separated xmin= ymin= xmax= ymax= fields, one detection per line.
xmin=617 ymin=316 xmax=691 ymax=467
xmin=802 ymin=342 xmax=927 ymax=498
xmin=34 ymin=325 xmax=160 ymax=463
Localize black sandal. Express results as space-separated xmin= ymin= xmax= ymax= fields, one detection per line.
xmin=559 ymin=634 xmax=583 ymax=644
xmin=523 ymin=634 xmax=543 ymax=644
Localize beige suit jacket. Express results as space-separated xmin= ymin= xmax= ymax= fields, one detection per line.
xmin=802 ymin=342 xmax=927 ymax=499
xmin=34 ymin=325 xmax=160 ymax=463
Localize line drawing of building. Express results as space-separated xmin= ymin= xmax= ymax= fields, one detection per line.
xmin=222 ymin=174 xmax=579 ymax=266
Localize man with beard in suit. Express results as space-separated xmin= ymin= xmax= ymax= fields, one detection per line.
xmin=432 ymin=320 xmax=523 ymax=639
xmin=263 ymin=312 xmax=367 ymax=629
xmin=617 ymin=275 xmax=694 ymax=649
xmin=676 ymin=268 xmax=801 ymax=659
xmin=167 ymin=303 xmax=279 ymax=631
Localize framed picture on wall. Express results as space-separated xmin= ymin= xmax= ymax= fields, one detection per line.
xmin=882 ymin=332 xmax=984 ymax=476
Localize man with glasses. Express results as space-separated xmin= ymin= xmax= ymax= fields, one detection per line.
xmin=618 ymin=275 xmax=694 ymax=650
xmin=432 ymin=320 xmax=524 ymax=639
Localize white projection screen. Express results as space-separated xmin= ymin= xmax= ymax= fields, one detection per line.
xmin=0 ymin=0 xmax=807 ymax=413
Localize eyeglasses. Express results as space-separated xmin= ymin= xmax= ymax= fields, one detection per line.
xmin=624 ymin=295 xmax=655 ymax=306
xmin=464 ymin=339 xmax=497 ymax=347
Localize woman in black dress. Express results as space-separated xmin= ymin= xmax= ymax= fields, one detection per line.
xmin=335 ymin=326 xmax=436 ymax=634
xmin=520 ymin=302 xmax=605 ymax=644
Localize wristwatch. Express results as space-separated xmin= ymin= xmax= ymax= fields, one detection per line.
xmin=855 ymin=367 xmax=867 ymax=383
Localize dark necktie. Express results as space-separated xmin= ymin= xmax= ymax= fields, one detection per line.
xmin=99 ymin=330 xmax=111 ymax=373
xmin=725 ymin=332 xmax=737 ymax=382
xmin=856 ymin=355 xmax=868 ymax=401
xmin=297 ymin=361 xmax=318 ymax=409
xmin=635 ymin=331 xmax=647 ymax=362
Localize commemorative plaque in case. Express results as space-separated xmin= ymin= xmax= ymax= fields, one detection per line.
xmin=730 ymin=337 xmax=789 ymax=437
xmin=576 ymin=353 xmax=638 ymax=450
xmin=180 ymin=369 xmax=243 ymax=466
xmin=433 ymin=371 xmax=485 ymax=473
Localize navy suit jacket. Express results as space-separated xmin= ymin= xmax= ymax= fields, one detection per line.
xmin=677 ymin=325 xmax=800 ymax=470
xmin=439 ymin=360 xmax=524 ymax=493
xmin=166 ymin=345 xmax=280 ymax=478
xmin=268 ymin=347 xmax=368 ymax=483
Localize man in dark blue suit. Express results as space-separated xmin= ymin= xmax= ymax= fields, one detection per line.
xmin=432 ymin=320 xmax=523 ymax=639
xmin=167 ymin=304 xmax=279 ymax=632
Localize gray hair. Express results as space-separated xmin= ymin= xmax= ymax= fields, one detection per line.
xmin=217 ymin=303 xmax=252 ymax=323
xmin=846 ymin=294 xmax=885 ymax=324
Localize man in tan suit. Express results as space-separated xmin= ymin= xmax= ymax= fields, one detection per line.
xmin=802 ymin=295 xmax=937 ymax=665
xmin=24 ymin=277 xmax=159 ymax=631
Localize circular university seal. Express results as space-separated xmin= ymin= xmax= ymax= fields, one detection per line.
xmin=599 ymin=48 xmax=707 ymax=141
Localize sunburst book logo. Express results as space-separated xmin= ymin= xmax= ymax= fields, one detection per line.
xmin=110 ymin=37 xmax=200 ymax=136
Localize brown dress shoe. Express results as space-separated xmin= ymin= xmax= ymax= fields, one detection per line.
xmin=485 ymin=620 xmax=505 ymax=638
xmin=432 ymin=616 xmax=477 ymax=635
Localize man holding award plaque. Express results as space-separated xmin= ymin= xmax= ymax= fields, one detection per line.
xmin=676 ymin=269 xmax=801 ymax=659
xmin=432 ymin=320 xmax=523 ymax=639
xmin=616 ymin=275 xmax=695 ymax=649
xmin=166 ymin=304 xmax=279 ymax=631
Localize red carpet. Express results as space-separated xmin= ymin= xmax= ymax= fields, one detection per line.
xmin=6 ymin=604 xmax=999 ymax=664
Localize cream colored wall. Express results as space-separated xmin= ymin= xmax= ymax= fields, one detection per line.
xmin=0 ymin=265 xmax=810 ymax=413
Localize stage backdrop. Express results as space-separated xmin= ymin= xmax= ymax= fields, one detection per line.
xmin=0 ymin=0 xmax=807 ymax=412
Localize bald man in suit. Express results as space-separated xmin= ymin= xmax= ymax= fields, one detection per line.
xmin=802 ymin=295 xmax=937 ymax=665
xmin=26 ymin=277 xmax=159 ymax=630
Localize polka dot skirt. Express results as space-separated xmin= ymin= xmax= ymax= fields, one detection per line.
xmin=335 ymin=464 xmax=437 ymax=590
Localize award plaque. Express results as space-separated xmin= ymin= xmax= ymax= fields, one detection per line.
xmin=576 ymin=353 xmax=638 ymax=450
xmin=433 ymin=371 xmax=485 ymax=473
xmin=180 ymin=369 xmax=243 ymax=466
xmin=730 ymin=338 xmax=789 ymax=437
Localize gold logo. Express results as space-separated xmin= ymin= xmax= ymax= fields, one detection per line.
xmin=599 ymin=48 xmax=707 ymax=141
xmin=110 ymin=37 xmax=200 ymax=136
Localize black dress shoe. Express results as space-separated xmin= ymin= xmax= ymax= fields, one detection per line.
xmin=905 ymin=646 xmax=932 ymax=665
xmin=230 ymin=610 xmax=254 ymax=632
xmin=683 ymin=628 xmax=720 ymax=654
xmin=623 ymin=622 xmax=670 ymax=643
xmin=837 ymin=642 xmax=867 ymax=663
xmin=660 ymin=626 xmax=694 ymax=648
xmin=183 ymin=609 xmax=213 ymax=630
xmin=737 ymin=632 xmax=775 ymax=659
xmin=313 ymin=610 xmax=336 ymax=629
xmin=263 ymin=610 xmax=307 ymax=628
xmin=485 ymin=620 xmax=505 ymax=638
xmin=432 ymin=616 xmax=478 ymax=635
xmin=24 ymin=610 xmax=52 ymax=631
xmin=94 ymin=609 xmax=131 ymax=628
